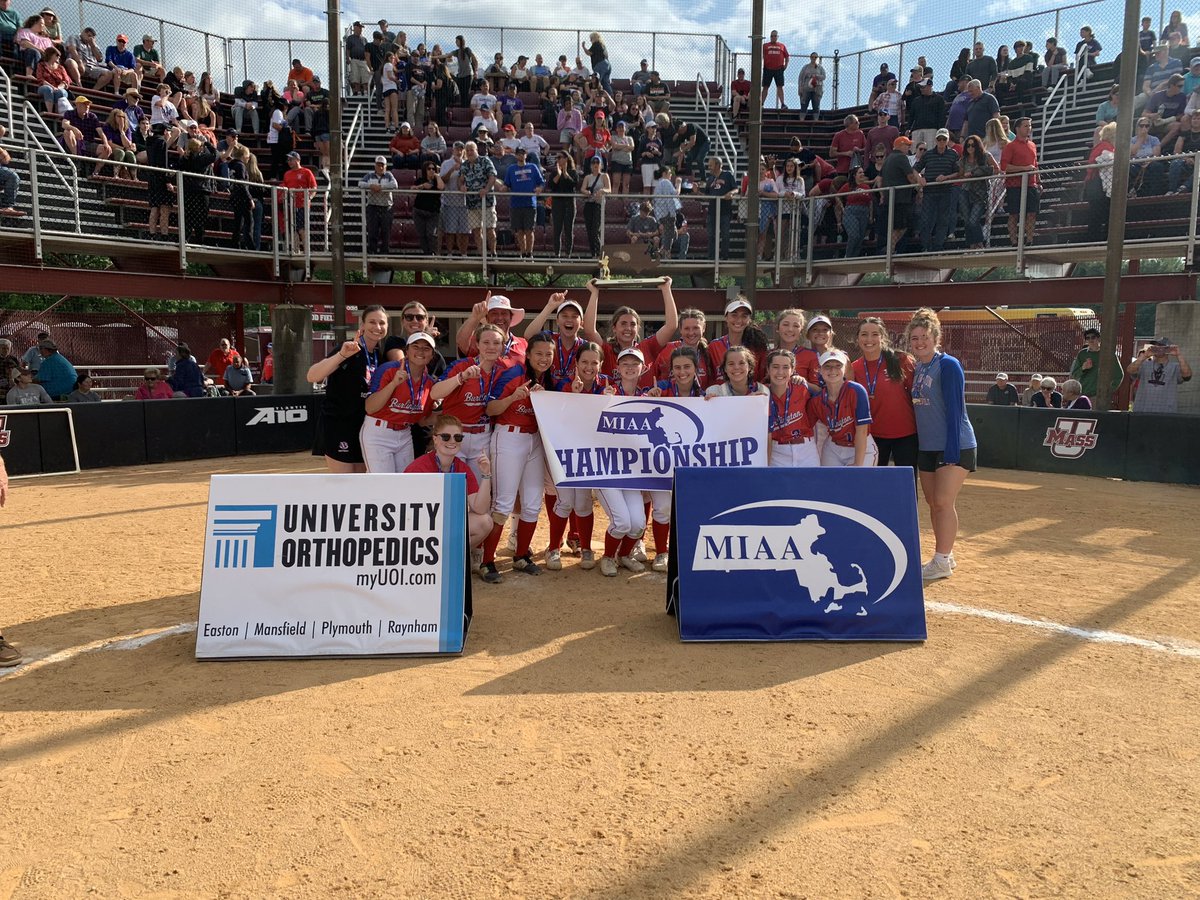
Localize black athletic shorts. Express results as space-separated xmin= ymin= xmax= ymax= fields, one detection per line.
xmin=511 ymin=206 xmax=537 ymax=231
xmin=313 ymin=411 xmax=365 ymax=463
xmin=1005 ymin=185 xmax=1040 ymax=216
xmin=762 ymin=67 xmax=785 ymax=88
xmin=917 ymin=447 xmax=977 ymax=473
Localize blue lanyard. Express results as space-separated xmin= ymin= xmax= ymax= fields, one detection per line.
xmin=405 ymin=363 xmax=430 ymax=408
xmin=822 ymin=385 xmax=846 ymax=427
xmin=861 ymin=356 xmax=882 ymax=398
xmin=556 ymin=334 xmax=579 ymax=378
xmin=361 ymin=338 xmax=379 ymax=383
xmin=770 ymin=386 xmax=793 ymax=432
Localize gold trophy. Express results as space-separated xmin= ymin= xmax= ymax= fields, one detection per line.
xmin=593 ymin=252 xmax=667 ymax=287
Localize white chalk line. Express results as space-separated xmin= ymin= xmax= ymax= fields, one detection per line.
xmin=927 ymin=601 xmax=1200 ymax=659
xmin=0 ymin=623 xmax=197 ymax=679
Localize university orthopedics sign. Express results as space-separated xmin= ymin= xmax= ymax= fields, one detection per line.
xmin=195 ymin=474 xmax=470 ymax=658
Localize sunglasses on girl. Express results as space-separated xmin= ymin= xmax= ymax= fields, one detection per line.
xmin=403 ymin=312 xmax=427 ymax=321
xmin=435 ymin=432 xmax=464 ymax=443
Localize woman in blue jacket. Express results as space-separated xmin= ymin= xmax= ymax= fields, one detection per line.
xmin=905 ymin=307 xmax=977 ymax=582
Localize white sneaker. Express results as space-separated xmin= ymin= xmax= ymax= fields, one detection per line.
xmin=619 ymin=555 xmax=645 ymax=574
xmin=651 ymin=554 xmax=668 ymax=572
xmin=600 ymin=556 xmax=618 ymax=577
xmin=579 ymin=550 xmax=596 ymax=570
xmin=545 ymin=548 xmax=562 ymax=571
xmin=631 ymin=539 xmax=649 ymax=563
xmin=922 ymin=557 xmax=953 ymax=582
xmin=949 ymin=552 xmax=957 ymax=570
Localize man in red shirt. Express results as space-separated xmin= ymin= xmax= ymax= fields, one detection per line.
xmin=762 ymin=30 xmax=789 ymax=110
xmin=204 ymin=338 xmax=238 ymax=387
xmin=281 ymin=150 xmax=318 ymax=254
xmin=829 ymin=114 xmax=868 ymax=174
xmin=730 ymin=67 xmax=751 ymax=118
xmin=999 ymin=116 xmax=1040 ymax=246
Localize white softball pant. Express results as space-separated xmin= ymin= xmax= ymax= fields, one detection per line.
xmin=360 ymin=417 xmax=416 ymax=473
xmin=454 ymin=428 xmax=493 ymax=484
xmin=769 ymin=440 xmax=821 ymax=467
xmin=648 ymin=490 xmax=672 ymax=525
xmin=820 ymin=436 xmax=879 ymax=467
xmin=554 ymin=487 xmax=595 ymax=518
xmin=596 ymin=489 xmax=646 ymax=538
xmin=490 ymin=426 xmax=546 ymax=521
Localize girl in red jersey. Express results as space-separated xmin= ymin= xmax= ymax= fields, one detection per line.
xmin=852 ymin=316 xmax=918 ymax=471
xmin=705 ymin=346 xmax=768 ymax=397
xmin=431 ymin=323 xmax=510 ymax=485
xmin=808 ymin=349 xmax=877 ymax=466
xmin=595 ymin=347 xmax=652 ymax=577
xmin=706 ymin=295 xmax=760 ymax=384
xmin=543 ymin=342 xmax=610 ymax=572
xmin=584 ymin=276 xmax=678 ymax=382
xmin=805 ymin=314 xmax=836 ymax=359
xmin=360 ymin=332 xmax=437 ymax=472
xmin=404 ymin=413 xmax=495 ymax=554
xmin=479 ymin=332 xmax=556 ymax=583
xmin=651 ymin=344 xmax=705 ymax=397
xmin=766 ymin=349 xmax=820 ymax=467
xmin=523 ymin=291 xmax=598 ymax=382
xmin=652 ymin=308 xmax=711 ymax=388
xmin=774 ymin=308 xmax=820 ymax=387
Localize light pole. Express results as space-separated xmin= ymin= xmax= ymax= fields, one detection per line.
xmin=741 ymin=0 xmax=764 ymax=301
xmin=326 ymin=0 xmax=347 ymax=339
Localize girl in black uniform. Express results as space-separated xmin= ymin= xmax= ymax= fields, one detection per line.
xmin=307 ymin=305 xmax=390 ymax=472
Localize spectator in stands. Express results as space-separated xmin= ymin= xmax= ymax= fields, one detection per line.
xmin=1163 ymin=10 xmax=1189 ymax=42
xmin=986 ymin=373 xmax=1019 ymax=405
xmin=828 ymin=114 xmax=866 ymax=175
xmin=627 ymin=198 xmax=660 ymax=253
xmin=630 ymin=59 xmax=652 ymax=96
xmin=1083 ymin=122 xmax=1116 ymax=240
xmin=20 ymin=332 xmax=47 ymax=373
xmin=460 ymin=140 xmax=498 ymax=257
xmin=33 ymin=338 xmax=75 ymax=399
xmin=66 ymin=373 xmax=100 ymax=402
xmin=1070 ymin=327 xmax=1123 ymax=405
xmin=345 ymin=22 xmax=369 ymax=95
xmin=288 ymin=58 xmax=315 ymax=90
xmin=1021 ymin=374 xmax=1042 ymax=405
xmin=451 ymin=35 xmax=478 ymax=107
xmin=998 ymin=40 xmax=1039 ymax=107
xmin=285 ymin=77 xmax=313 ymax=134
xmin=389 ymin=122 xmax=420 ymax=168
xmin=1000 ymin=116 xmax=1039 ymax=245
xmin=1129 ymin=339 xmax=1192 ymax=412
xmin=1137 ymin=44 xmax=1182 ymax=116
xmin=554 ymin=54 xmax=571 ymax=80
xmin=729 ymin=67 xmax=751 ymax=118
xmin=557 ymin=94 xmax=583 ymax=152
xmin=1061 ymin=379 xmax=1091 ymax=409
xmin=581 ymin=33 xmax=612 ymax=96
xmin=224 ymin=356 xmax=254 ymax=396
xmin=761 ymin=29 xmax=789 ymax=109
xmin=872 ymin=78 xmax=903 ymax=127
xmin=949 ymin=50 xmax=971 ymax=85
xmin=579 ymin=154 xmax=609 ymax=257
xmin=439 ymin=142 xmax=469 ymax=255
xmin=958 ymin=134 xmax=997 ymax=249
xmin=102 ymin=33 xmax=138 ymax=96
xmin=15 ymin=13 xmax=53 ymax=77
xmin=653 ymin=165 xmax=682 ymax=257
xmin=671 ymin=118 xmax=709 ymax=176
xmin=367 ymin=32 xmax=389 ymax=107
xmin=266 ymin=99 xmax=289 ymax=180
xmin=966 ymin=42 xmax=997 ymax=90
xmin=34 ymin=45 xmax=70 ymax=114
xmin=914 ymin=128 xmax=959 ymax=251
xmin=1041 ymin=37 xmax=1069 ymax=89
xmin=0 ymin=0 xmax=18 ymax=59
xmin=530 ymin=54 xmax=552 ymax=93
xmin=360 ymin=155 xmax=397 ymax=255
xmin=508 ymin=55 xmax=531 ymax=92
xmin=99 ymin=108 xmax=136 ymax=179
xmin=1145 ymin=73 xmax=1188 ymax=147
xmin=1169 ymin=110 xmax=1200 ymax=192
xmin=260 ymin=343 xmax=273 ymax=384
xmin=1130 ymin=116 xmax=1166 ymax=195
xmin=900 ymin=68 xmax=925 ymax=120
xmin=867 ymin=109 xmax=899 ymax=155
xmin=909 ymin=80 xmax=946 ymax=148
xmin=232 ymin=80 xmax=260 ymax=133
xmin=1094 ymin=83 xmax=1120 ymax=143
xmin=224 ymin=141 xmax=254 ymax=250
xmin=281 ymin=150 xmax=317 ymax=253
xmin=608 ymin=120 xmax=635 ymax=197
xmin=837 ymin=167 xmax=873 ymax=257
xmin=204 ymin=338 xmax=237 ymax=387
xmin=419 ymin=122 xmax=447 ymax=164
xmin=412 ymin=159 xmax=443 ymax=256
xmin=881 ymin=136 xmax=921 ymax=251
xmin=143 ymin=123 xmax=171 ymax=239
xmin=470 ymin=79 xmax=497 ymax=116
xmin=175 ymin=135 xmax=216 ymax=244
xmin=482 ymin=52 xmax=507 ymax=94
xmin=66 ymin=27 xmax=104 ymax=87
xmin=1139 ymin=17 xmax=1158 ymax=70
xmin=169 ymin=344 xmax=207 ymax=396
xmin=797 ymin=52 xmax=826 ymax=121
xmin=704 ymin=155 xmax=736 ymax=259
xmin=548 ymin=151 xmax=580 ymax=257
xmin=498 ymin=83 xmax=524 ymax=131
xmin=0 ymin=341 xmax=18 ymax=397
xmin=134 ymin=34 xmax=163 ymax=81
xmin=62 ymin=95 xmax=113 ymax=164
xmin=961 ymin=79 xmax=1001 ymax=142
xmin=1030 ymin=376 xmax=1062 ymax=408
xmin=311 ymin=97 xmax=331 ymax=178
xmin=645 ymin=71 xmax=671 ymax=115
xmin=6 ymin=365 xmax=51 ymax=404
xmin=135 ymin=367 xmax=173 ymax=399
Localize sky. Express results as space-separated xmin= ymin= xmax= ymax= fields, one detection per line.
xmin=61 ymin=0 xmax=1168 ymax=101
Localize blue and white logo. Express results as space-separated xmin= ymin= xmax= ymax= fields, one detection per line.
xmin=209 ymin=504 xmax=278 ymax=568
xmin=597 ymin=399 xmax=705 ymax=447
xmin=693 ymin=500 xmax=907 ymax=618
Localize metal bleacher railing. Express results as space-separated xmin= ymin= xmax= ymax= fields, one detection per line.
xmin=6 ymin=143 xmax=1199 ymax=283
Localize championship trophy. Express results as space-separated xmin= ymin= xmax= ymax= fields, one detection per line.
xmin=593 ymin=252 xmax=668 ymax=287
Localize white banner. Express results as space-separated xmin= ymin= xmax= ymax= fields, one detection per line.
xmin=195 ymin=474 xmax=468 ymax=659
xmin=531 ymin=393 xmax=769 ymax=491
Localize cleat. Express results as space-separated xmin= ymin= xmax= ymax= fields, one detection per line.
xmin=480 ymin=562 xmax=503 ymax=584
xmin=544 ymin=548 xmax=563 ymax=571
xmin=651 ymin=554 xmax=668 ymax=572
xmin=618 ymin=555 xmax=645 ymax=574
xmin=0 ymin=638 xmax=22 ymax=667
xmin=921 ymin=557 xmax=953 ymax=582
xmin=512 ymin=554 xmax=541 ymax=575
xmin=579 ymin=550 xmax=596 ymax=570
xmin=599 ymin=556 xmax=619 ymax=577
xmin=631 ymin=539 xmax=648 ymax=563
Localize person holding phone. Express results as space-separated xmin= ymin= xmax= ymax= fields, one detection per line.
xmin=1128 ymin=339 xmax=1192 ymax=413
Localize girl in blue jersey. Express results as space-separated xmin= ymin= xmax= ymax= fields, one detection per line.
xmin=905 ymin=307 xmax=977 ymax=582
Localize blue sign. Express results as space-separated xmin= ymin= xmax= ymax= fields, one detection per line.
xmin=668 ymin=467 xmax=927 ymax=641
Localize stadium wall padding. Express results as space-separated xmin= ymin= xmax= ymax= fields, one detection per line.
xmin=1015 ymin=408 xmax=1130 ymax=480
xmin=966 ymin=405 xmax=1019 ymax=470
xmin=3 ymin=395 xmax=319 ymax=476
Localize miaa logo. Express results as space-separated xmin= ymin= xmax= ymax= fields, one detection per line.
xmin=596 ymin=399 xmax=704 ymax=447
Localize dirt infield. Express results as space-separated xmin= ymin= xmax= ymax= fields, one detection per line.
xmin=2 ymin=454 xmax=1199 ymax=899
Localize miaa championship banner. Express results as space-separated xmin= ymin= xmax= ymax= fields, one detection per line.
xmin=196 ymin=474 xmax=470 ymax=659
xmin=667 ymin=467 xmax=927 ymax=641
xmin=532 ymin=392 xmax=768 ymax=490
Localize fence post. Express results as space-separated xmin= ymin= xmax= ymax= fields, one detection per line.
xmin=599 ymin=192 xmax=606 ymax=261
xmin=713 ymin=195 xmax=720 ymax=280
xmin=304 ymin=190 xmax=311 ymax=280
xmin=1054 ymin=10 xmax=1060 ymax=43
xmin=176 ymin=169 xmax=187 ymax=270
xmin=30 ymin=148 xmax=41 ymax=261
xmin=1016 ymin=171 xmax=1028 ymax=275
xmin=1188 ymin=151 xmax=1200 ymax=266
xmin=651 ymin=32 xmax=656 ymax=74
xmin=832 ymin=50 xmax=839 ymax=112
xmin=856 ymin=53 xmax=862 ymax=107
xmin=205 ymin=34 xmax=212 ymax=81
xmin=271 ymin=185 xmax=280 ymax=276
xmin=773 ymin=195 xmax=782 ymax=284
xmin=360 ymin=188 xmax=368 ymax=277
xmin=885 ymin=187 xmax=895 ymax=278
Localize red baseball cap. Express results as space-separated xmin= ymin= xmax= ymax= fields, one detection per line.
xmin=116 ymin=33 xmax=128 ymax=42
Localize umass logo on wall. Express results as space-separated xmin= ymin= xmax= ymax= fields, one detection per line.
xmin=1043 ymin=417 xmax=1099 ymax=459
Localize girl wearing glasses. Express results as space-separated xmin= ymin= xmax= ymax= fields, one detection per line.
xmin=404 ymin=414 xmax=495 ymax=556
xmin=307 ymin=304 xmax=390 ymax=472
xmin=361 ymin=332 xmax=438 ymax=473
